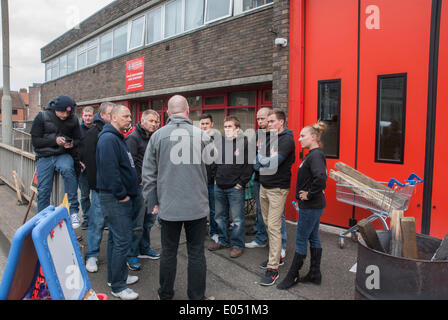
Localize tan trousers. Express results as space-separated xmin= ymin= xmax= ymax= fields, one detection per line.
xmin=259 ymin=186 xmax=290 ymax=270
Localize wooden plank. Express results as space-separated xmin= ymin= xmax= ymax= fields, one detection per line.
xmin=357 ymin=218 xmax=386 ymax=253
xmin=11 ymin=171 xmax=23 ymax=203
xmin=390 ymin=209 xmax=403 ymax=257
xmin=400 ymin=217 xmax=419 ymax=259
xmin=431 ymin=233 xmax=448 ymax=261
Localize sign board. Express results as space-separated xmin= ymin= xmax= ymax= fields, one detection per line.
xmin=126 ymin=56 xmax=145 ymax=93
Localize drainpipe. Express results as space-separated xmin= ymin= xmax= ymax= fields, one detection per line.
xmin=1 ymin=0 xmax=12 ymax=146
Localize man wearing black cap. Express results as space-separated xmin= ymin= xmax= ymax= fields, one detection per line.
xmin=30 ymin=94 xmax=82 ymax=229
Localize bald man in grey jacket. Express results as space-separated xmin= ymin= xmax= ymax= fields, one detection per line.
xmin=142 ymin=95 xmax=213 ymax=300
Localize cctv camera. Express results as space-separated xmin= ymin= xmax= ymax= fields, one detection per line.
xmin=274 ymin=37 xmax=287 ymax=47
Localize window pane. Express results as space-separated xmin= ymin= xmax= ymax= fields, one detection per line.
xmin=185 ymin=0 xmax=204 ymax=31
xmin=318 ymin=80 xmax=341 ymax=158
xmin=204 ymin=95 xmax=224 ymax=106
xmin=147 ymin=7 xmax=162 ymax=44
xmin=187 ymin=96 xmax=202 ymax=108
xmin=67 ymin=51 xmax=76 ymax=73
xmin=206 ymin=0 xmax=230 ymax=22
xmin=152 ymin=99 xmax=164 ymax=110
xmin=113 ymin=24 xmax=128 ymax=56
xmin=59 ymin=55 xmax=67 ymax=77
xmin=100 ymin=32 xmax=113 ymax=61
xmin=376 ymin=75 xmax=406 ymax=163
xmin=206 ymin=109 xmax=226 ymax=135
xmin=87 ymin=41 xmax=97 ymax=65
xmin=264 ymin=90 xmax=272 ymax=102
xmin=165 ymin=0 xmax=182 ymax=38
xmin=228 ymin=108 xmax=256 ymax=139
xmin=46 ymin=63 xmax=51 ymax=81
xmin=229 ymin=91 xmax=256 ymax=106
xmin=51 ymin=60 xmax=59 ymax=79
xmin=140 ymin=102 xmax=149 ymax=112
xmin=190 ymin=110 xmax=202 ymax=128
xmin=243 ymin=0 xmax=273 ymax=11
xmin=129 ymin=16 xmax=145 ymax=49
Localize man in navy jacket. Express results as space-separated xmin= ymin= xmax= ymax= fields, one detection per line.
xmin=96 ymin=105 xmax=141 ymax=300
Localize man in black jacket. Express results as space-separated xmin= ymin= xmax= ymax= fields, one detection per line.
xmin=126 ymin=109 xmax=161 ymax=271
xmin=30 ymin=94 xmax=81 ymax=229
xmin=83 ymin=102 xmax=115 ymax=274
xmin=208 ymin=116 xmax=253 ymax=258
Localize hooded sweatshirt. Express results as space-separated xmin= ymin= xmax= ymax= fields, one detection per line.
xmin=96 ymin=123 xmax=139 ymax=200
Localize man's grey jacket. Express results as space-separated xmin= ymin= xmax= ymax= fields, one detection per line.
xmin=142 ymin=115 xmax=212 ymax=222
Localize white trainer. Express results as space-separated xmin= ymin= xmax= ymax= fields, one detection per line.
xmin=211 ymin=234 xmax=219 ymax=243
xmin=85 ymin=257 xmax=98 ymax=273
xmin=107 ymin=275 xmax=139 ymax=287
xmin=71 ymin=213 xmax=81 ymax=229
xmin=111 ymin=288 xmax=139 ymax=300
xmin=245 ymin=240 xmax=267 ymax=248
xmin=281 ymin=248 xmax=286 ymax=259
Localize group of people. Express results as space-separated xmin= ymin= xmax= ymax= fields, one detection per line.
xmin=30 ymin=93 xmax=328 ymax=300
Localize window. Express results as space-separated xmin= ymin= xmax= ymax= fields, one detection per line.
xmin=228 ymin=108 xmax=255 ymax=137
xmin=165 ymin=0 xmax=182 ymax=38
xmin=129 ymin=15 xmax=145 ymax=50
xmin=318 ymin=79 xmax=341 ymax=158
xmin=187 ymin=96 xmax=202 ymax=108
xmin=87 ymin=39 xmax=98 ymax=65
xmin=375 ymin=74 xmax=407 ymax=163
xmin=204 ymin=95 xmax=225 ymax=107
xmin=67 ymin=50 xmax=76 ymax=74
xmin=185 ymin=0 xmax=204 ymax=31
xmin=113 ymin=24 xmax=128 ymax=57
xmin=205 ymin=0 xmax=232 ymax=23
xmin=46 ymin=63 xmax=51 ymax=81
xmin=100 ymin=32 xmax=113 ymax=61
xmin=51 ymin=59 xmax=59 ymax=80
xmin=207 ymin=109 xmax=226 ymax=135
xmin=152 ymin=99 xmax=164 ymax=111
xmin=146 ymin=7 xmax=162 ymax=44
xmin=229 ymin=91 xmax=256 ymax=106
xmin=59 ymin=55 xmax=67 ymax=77
xmin=77 ymin=44 xmax=87 ymax=70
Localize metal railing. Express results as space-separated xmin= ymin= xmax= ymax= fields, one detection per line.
xmin=0 ymin=142 xmax=64 ymax=206
xmin=12 ymin=128 xmax=34 ymax=154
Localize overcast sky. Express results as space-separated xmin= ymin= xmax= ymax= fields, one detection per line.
xmin=0 ymin=0 xmax=115 ymax=92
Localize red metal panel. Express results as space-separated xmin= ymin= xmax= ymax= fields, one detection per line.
xmin=430 ymin=0 xmax=448 ymax=238
xmin=356 ymin=0 xmax=432 ymax=232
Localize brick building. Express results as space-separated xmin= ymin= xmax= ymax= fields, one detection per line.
xmin=0 ymin=90 xmax=27 ymax=123
xmin=40 ymin=0 xmax=289 ymax=134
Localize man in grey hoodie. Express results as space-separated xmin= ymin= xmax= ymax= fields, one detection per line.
xmin=142 ymin=95 xmax=213 ymax=300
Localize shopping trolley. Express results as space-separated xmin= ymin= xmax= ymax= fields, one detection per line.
xmin=336 ymin=173 xmax=423 ymax=249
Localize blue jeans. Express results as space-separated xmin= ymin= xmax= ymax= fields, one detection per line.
xmin=78 ymin=172 xmax=91 ymax=222
xmin=100 ymin=192 xmax=140 ymax=293
xmin=253 ymin=180 xmax=287 ymax=249
xmin=85 ymin=190 xmax=106 ymax=259
xmin=36 ymin=154 xmax=79 ymax=214
xmin=159 ymin=217 xmax=207 ymax=300
xmin=208 ymin=184 xmax=218 ymax=236
xmin=214 ymin=185 xmax=246 ymax=249
xmin=139 ymin=211 xmax=157 ymax=253
xmin=295 ymin=208 xmax=324 ymax=255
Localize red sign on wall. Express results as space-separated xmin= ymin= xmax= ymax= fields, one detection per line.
xmin=126 ymin=57 xmax=145 ymax=93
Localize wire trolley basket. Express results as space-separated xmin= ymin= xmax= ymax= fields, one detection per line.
xmin=336 ymin=173 xmax=423 ymax=249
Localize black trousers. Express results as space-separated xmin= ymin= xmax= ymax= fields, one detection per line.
xmin=158 ymin=217 xmax=207 ymax=300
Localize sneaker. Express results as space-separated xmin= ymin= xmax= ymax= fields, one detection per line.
xmin=70 ymin=213 xmax=80 ymax=229
xmin=211 ymin=234 xmax=219 ymax=243
xmin=245 ymin=240 xmax=267 ymax=248
xmin=108 ymin=275 xmax=139 ymax=287
xmin=85 ymin=257 xmax=98 ymax=273
xmin=111 ymin=288 xmax=139 ymax=300
xmin=281 ymin=248 xmax=286 ymax=259
xmin=138 ymin=249 xmax=160 ymax=260
xmin=260 ymin=268 xmax=279 ymax=286
xmin=127 ymin=257 xmax=141 ymax=271
xmin=259 ymin=257 xmax=284 ymax=270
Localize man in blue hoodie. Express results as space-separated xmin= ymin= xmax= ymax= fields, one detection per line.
xmin=255 ymin=108 xmax=295 ymax=286
xmin=96 ymin=105 xmax=141 ymax=300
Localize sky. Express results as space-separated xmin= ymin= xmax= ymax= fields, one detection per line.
xmin=0 ymin=0 xmax=115 ymax=92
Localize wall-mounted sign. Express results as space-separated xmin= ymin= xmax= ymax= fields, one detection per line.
xmin=126 ymin=57 xmax=145 ymax=93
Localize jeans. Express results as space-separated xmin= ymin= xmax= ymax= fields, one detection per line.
xmin=295 ymin=208 xmax=325 ymax=255
xmin=214 ymin=185 xmax=246 ymax=249
xmin=99 ymin=192 xmax=140 ymax=293
xmin=78 ymin=172 xmax=91 ymax=222
xmin=139 ymin=211 xmax=157 ymax=253
xmin=36 ymin=154 xmax=79 ymax=214
xmin=208 ymin=183 xmax=218 ymax=236
xmin=253 ymin=180 xmax=287 ymax=249
xmin=85 ymin=190 xmax=106 ymax=259
xmin=159 ymin=217 xmax=207 ymax=300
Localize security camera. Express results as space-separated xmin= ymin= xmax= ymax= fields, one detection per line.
xmin=274 ymin=37 xmax=287 ymax=47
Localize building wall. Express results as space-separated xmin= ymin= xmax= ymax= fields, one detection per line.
xmin=41 ymin=7 xmax=274 ymax=106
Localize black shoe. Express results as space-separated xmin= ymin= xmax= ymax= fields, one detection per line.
xmin=260 ymin=269 xmax=279 ymax=286
xmin=277 ymin=252 xmax=306 ymax=290
xmin=259 ymin=257 xmax=284 ymax=270
xmin=299 ymin=247 xmax=322 ymax=285
xmin=81 ymin=221 xmax=88 ymax=230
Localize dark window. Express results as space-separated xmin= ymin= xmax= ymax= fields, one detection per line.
xmin=204 ymin=95 xmax=225 ymax=107
xmin=318 ymin=79 xmax=341 ymax=158
xmin=228 ymin=91 xmax=256 ymax=106
xmin=152 ymin=100 xmax=164 ymax=111
xmin=375 ymin=74 xmax=406 ymax=164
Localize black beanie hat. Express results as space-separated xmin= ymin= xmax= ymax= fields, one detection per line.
xmin=49 ymin=95 xmax=76 ymax=112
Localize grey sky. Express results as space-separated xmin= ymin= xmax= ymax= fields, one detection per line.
xmin=0 ymin=0 xmax=115 ymax=91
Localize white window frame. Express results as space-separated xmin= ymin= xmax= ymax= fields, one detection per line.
xmin=164 ymin=0 xmax=184 ymax=39
xmin=77 ymin=43 xmax=87 ymax=70
xmin=87 ymin=39 xmax=99 ymax=66
xmin=99 ymin=31 xmax=114 ymax=61
xmin=113 ymin=23 xmax=128 ymax=57
xmin=234 ymin=0 xmax=273 ymax=15
xmin=146 ymin=5 xmax=164 ymax=45
xmin=45 ymin=62 xmax=52 ymax=82
xmin=59 ymin=54 xmax=68 ymax=77
xmin=129 ymin=15 xmax=146 ymax=50
xmin=184 ymin=0 xmax=205 ymax=32
xmin=204 ymin=0 xmax=233 ymax=24
xmin=67 ymin=50 xmax=76 ymax=74
xmin=50 ymin=59 xmax=59 ymax=80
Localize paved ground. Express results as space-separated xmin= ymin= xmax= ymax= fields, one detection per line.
xmin=0 ymin=183 xmax=358 ymax=300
